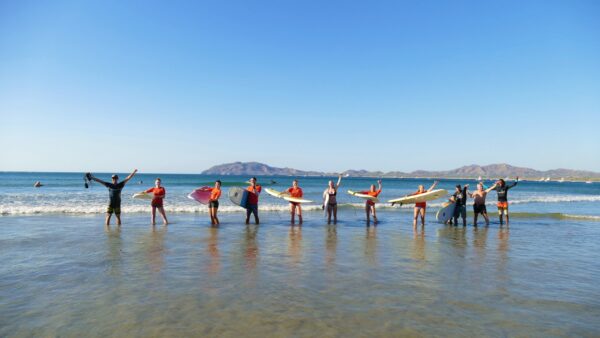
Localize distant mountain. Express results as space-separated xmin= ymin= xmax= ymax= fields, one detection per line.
xmin=201 ymin=162 xmax=325 ymax=176
xmin=202 ymin=162 xmax=600 ymax=180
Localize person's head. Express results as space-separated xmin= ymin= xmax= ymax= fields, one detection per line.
xmin=477 ymin=183 xmax=484 ymax=191
xmin=250 ymin=177 xmax=257 ymax=185
xmin=111 ymin=174 xmax=118 ymax=183
xmin=418 ymin=184 xmax=424 ymax=192
xmin=498 ymin=179 xmax=506 ymax=187
xmin=293 ymin=179 xmax=298 ymax=188
xmin=370 ymin=184 xmax=376 ymax=192
xmin=155 ymin=178 xmax=161 ymax=187
xmin=455 ymin=184 xmax=462 ymax=193
xmin=328 ymin=180 xmax=334 ymax=188
xmin=215 ymin=180 xmax=221 ymax=188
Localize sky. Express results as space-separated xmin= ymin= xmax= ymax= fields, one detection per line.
xmin=1 ymin=0 xmax=599 ymax=173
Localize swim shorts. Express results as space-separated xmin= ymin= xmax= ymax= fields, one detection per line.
xmin=497 ymin=202 xmax=508 ymax=209
xmin=107 ymin=205 xmax=121 ymax=215
xmin=209 ymin=200 xmax=219 ymax=209
xmin=473 ymin=204 xmax=487 ymax=214
xmin=454 ymin=205 xmax=467 ymax=219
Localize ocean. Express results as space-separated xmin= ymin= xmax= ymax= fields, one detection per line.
xmin=1 ymin=172 xmax=599 ymax=336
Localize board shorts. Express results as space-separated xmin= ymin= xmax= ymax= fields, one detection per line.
xmin=454 ymin=205 xmax=467 ymax=219
xmin=290 ymin=202 xmax=300 ymax=207
xmin=246 ymin=203 xmax=258 ymax=216
xmin=151 ymin=199 xmax=163 ymax=208
xmin=107 ymin=205 xmax=121 ymax=215
xmin=497 ymin=202 xmax=508 ymax=214
xmin=209 ymin=200 xmax=219 ymax=209
xmin=473 ymin=204 xmax=487 ymax=214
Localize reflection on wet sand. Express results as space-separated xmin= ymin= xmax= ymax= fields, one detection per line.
xmin=244 ymin=225 xmax=259 ymax=271
xmin=288 ymin=226 xmax=303 ymax=265
xmin=206 ymin=226 xmax=220 ymax=275
xmin=472 ymin=226 xmax=489 ymax=262
xmin=105 ymin=227 xmax=122 ymax=276
xmin=496 ymin=227 xmax=510 ymax=282
xmin=146 ymin=226 xmax=167 ymax=273
xmin=411 ymin=226 xmax=426 ymax=262
xmin=325 ymin=225 xmax=337 ymax=266
xmin=364 ymin=226 xmax=378 ymax=265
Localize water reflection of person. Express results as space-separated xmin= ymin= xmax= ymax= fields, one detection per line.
xmin=325 ymin=224 xmax=337 ymax=266
xmin=288 ymin=226 xmax=303 ymax=265
xmin=105 ymin=226 xmax=123 ymax=276
xmin=411 ymin=226 xmax=426 ymax=262
xmin=472 ymin=226 xmax=489 ymax=263
xmin=206 ymin=226 xmax=220 ymax=276
xmin=146 ymin=227 xmax=166 ymax=273
xmin=365 ymin=226 xmax=378 ymax=265
xmin=244 ymin=224 xmax=259 ymax=271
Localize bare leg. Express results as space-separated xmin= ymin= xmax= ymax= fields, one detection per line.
xmin=365 ymin=204 xmax=371 ymax=225
xmin=372 ymin=205 xmax=377 ymax=224
xmin=297 ymin=204 xmax=302 ymax=225
xmin=246 ymin=208 xmax=250 ymax=225
xmin=115 ymin=214 xmax=122 ymax=226
xmin=473 ymin=213 xmax=478 ymax=227
xmin=483 ymin=211 xmax=489 ymax=226
xmin=290 ymin=203 xmax=295 ymax=224
xmin=213 ymin=208 xmax=219 ymax=225
xmin=333 ymin=205 xmax=337 ymax=224
xmin=413 ymin=208 xmax=419 ymax=228
xmin=158 ymin=207 xmax=168 ymax=225
xmin=506 ymin=212 xmax=510 ymax=226
xmin=420 ymin=208 xmax=426 ymax=226
xmin=254 ymin=209 xmax=259 ymax=225
xmin=105 ymin=213 xmax=112 ymax=226
xmin=151 ymin=206 xmax=157 ymax=225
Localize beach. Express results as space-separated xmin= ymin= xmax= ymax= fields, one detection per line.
xmin=1 ymin=173 xmax=600 ymax=337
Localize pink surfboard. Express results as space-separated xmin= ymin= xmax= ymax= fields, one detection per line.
xmin=188 ymin=187 xmax=212 ymax=205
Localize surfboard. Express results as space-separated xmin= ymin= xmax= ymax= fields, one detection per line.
xmin=436 ymin=201 xmax=456 ymax=224
xmin=347 ymin=190 xmax=379 ymax=203
xmin=132 ymin=192 xmax=153 ymax=200
xmin=187 ymin=187 xmax=212 ymax=205
xmin=388 ymin=189 xmax=448 ymax=205
xmin=228 ymin=187 xmax=249 ymax=208
xmin=265 ymin=188 xmax=312 ymax=203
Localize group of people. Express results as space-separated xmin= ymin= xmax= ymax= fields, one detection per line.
xmin=448 ymin=178 xmax=519 ymax=227
xmin=85 ymin=170 xmax=519 ymax=228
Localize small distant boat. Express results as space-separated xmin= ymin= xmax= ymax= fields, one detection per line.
xmin=538 ymin=177 xmax=545 ymax=182
xmin=545 ymin=177 xmax=551 ymax=182
xmin=477 ymin=176 xmax=482 ymax=181
xmin=585 ymin=181 xmax=592 ymax=184
xmin=558 ymin=178 xmax=565 ymax=183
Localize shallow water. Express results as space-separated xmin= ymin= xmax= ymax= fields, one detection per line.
xmin=1 ymin=210 xmax=599 ymax=337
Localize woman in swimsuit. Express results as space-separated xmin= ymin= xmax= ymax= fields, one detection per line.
xmin=411 ymin=181 xmax=439 ymax=228
xmin=323 ymin=175 xmax=342 ymax=224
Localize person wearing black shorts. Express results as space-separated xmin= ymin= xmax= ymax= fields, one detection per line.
xmin=451 ymin=184 xmax=469 ymax=227
xmin=469 ymin=182 xmax=495 ymax=226
xmin=87 ymin=169 xmax=138 ymax=226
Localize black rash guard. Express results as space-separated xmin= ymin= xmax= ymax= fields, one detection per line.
xmin=495 ymin=181 xmax=517 ymax=202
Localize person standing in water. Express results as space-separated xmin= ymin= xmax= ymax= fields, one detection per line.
xmin=488 ymin=177 xmax=519 ymax=226
xmin=323 ymin=174 xmax=342 ymax=224
xmin=207 ymin=180 xmax=222 ymax=226
xmin=410 ymin=181 xmax=439 ymax=228
xmin=359 ymin=180 xmax=382 ymax=225
xmin=145 ymin=178 xmax=168 ymax=226
xmin=469 ymin=182 xmax=494 ymax=226
xmin=246 ymin=177 xmax=261 ymax=225
xmin=87 ymin=169 xmax=138 ymax=226
xmin=286 ymin=179 xmax=304 ymax=225
xmin=451 ymin=184 xmax=469 ymax=227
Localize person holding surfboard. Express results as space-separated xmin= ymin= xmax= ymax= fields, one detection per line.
xmin=87 ymin=169 xmax=138 ymax=226
xmin=200 ymin=180 xmax=222 ymax=226
xmin=451 ymin=184 xmax=469 ymax=227
xmin=323 ymin=175 xmax=342 ymax=224
xmin=359 ymin=180 xmax=382 ymax=225
xmin=246 ymin=177 xmax=261 ymax=225
xmin=145 ymin=178 xmax=168 ymax=226
xmin=469 ymin=183 xmax=494 ymax=226
xmin=488 ymin=177 xmax=519 ymax=226
xmin=411 ymin=181 xmax=439 ymax=228
xmin=286 ymin=180 xmax=304 ymax=225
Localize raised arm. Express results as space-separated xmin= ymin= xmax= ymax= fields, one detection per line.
xmin=336 ymin=174 xmax=342 ymax=188
xmin=377 ymin=179 xmax=382 ymax=192
xmin=122 ymin=169 xmax=138 ymax=184
xmin=89 ymin=174 xmax=108 ymax=185
xmin=485 ymin=183 xmax=497 ymax=193
xmin=507 ymin=177 xmax=519 ymax=189
xmin=427 ymin=180 xmax=439 ymax=192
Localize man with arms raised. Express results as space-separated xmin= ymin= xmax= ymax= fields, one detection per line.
xmin=87 ymin=169 xmax=138 ymax=226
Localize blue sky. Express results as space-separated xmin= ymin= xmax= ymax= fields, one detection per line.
xmin=1 ymin=0 xmax=599 ymax=173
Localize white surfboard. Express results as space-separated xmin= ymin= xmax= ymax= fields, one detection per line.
xmin=265 ymin=188 xmax=312 ymax=203
xmin=347 ymin=190 xmax=379 ymax=203
xmin=132 ymin=191 xmax=153 ymax=200
xmin=388 ymin=189 xmax=447 ymax=205
xmin=436 ymin=202 xmax=456 ymax=224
